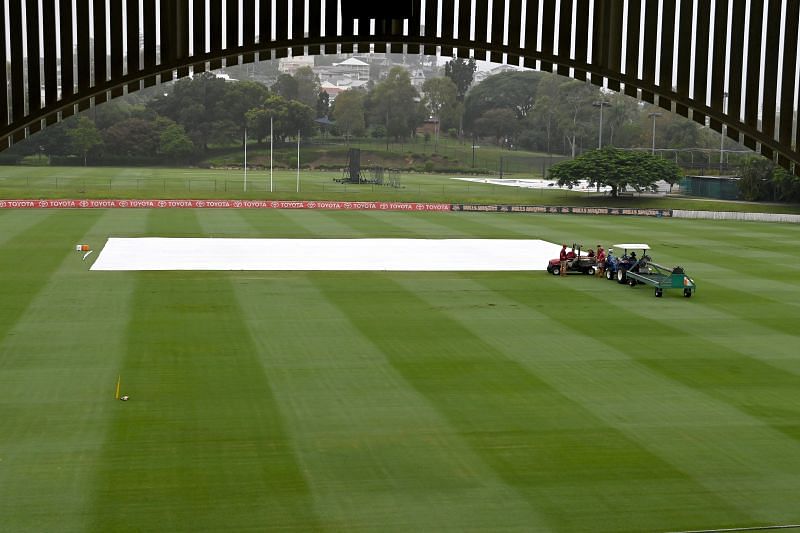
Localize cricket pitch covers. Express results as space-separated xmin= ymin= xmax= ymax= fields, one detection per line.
xmin=90 ymin=238 xmax=562 ymax=271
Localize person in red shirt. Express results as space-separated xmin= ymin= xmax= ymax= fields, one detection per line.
xmin=566 ymin=246 xmax=577 ymax=262
xmin=559 ymin=244 xmax=568 ymax=275
xmin=596 ymin=245 xmax=606 ymax=276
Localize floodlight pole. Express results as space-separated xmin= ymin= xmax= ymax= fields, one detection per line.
xmin=648 ymin=112 xmax=662 ymax=155
xmin=270 ymin=116 xmax=273 ymax=193
xmin=593 ymin=100 xmax=611 ymax=149
xmin=243 ymin=128 xmax=248 ymax=193
xmin=720 ymin=92 xmax=728 ymax=174
xmin=296 ymin=130 xmax=300 ymax=193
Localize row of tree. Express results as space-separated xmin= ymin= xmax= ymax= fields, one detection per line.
xmin=8 ymin=55 xmax=800 ymax=205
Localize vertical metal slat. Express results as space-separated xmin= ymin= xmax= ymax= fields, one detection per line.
xmin=657 ymin=0 xmax=675 ymax=110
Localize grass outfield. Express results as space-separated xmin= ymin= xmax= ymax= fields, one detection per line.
xmin=1 ymin=208 xmax=799 ymax=531
xmin=3 ymin=165 xmax=800 ymax=214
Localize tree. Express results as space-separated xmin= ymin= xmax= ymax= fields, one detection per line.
xmin=101 ymin=117 xmax=160 ymax=157
xmin=272 ymin=73 xmax=298 ymax=101
xmin=549 ymin=147 xmax=682 ymax=197
xmin=473 ymin=108 xmax=520 ymax=147
xmin=223 ymin=80 xmax=271 ymax=141
xmin=771 ymin=166 xmax=800 ymax=202
xmin=738 ymin=157 xmax=776 ymax=201
xmin=316 ymin=90 xmax=330 ymax=118
xmin=147 ymin=72 xmax=234 ymax=151
xmin=369 ymin=67 xmax=421 ymax=145
xmin=245 ymin=94 xmax=315 ymax=143
xmin=67 ymin=116 xmax=103 ymax=165
xmin=553 ymin=80 xmax=598 ymax=157
xmin=159 ymin=122 xmax=195 ymax=162
xmin=530 ymin=74 xmax=561 ymax=156
xmin=444 ymin=57 xmax=477 ymax=101
xmin=332 ymin=89 xmax=365 ymax=143
xmin=286 ymin=99 xmax=317 ymax=138
xmin=464 ymin=71 xmax=543 ymax=128
xmin=421 ymin=77 xmax=458 ymax=151
xmin=603 ymin=92 xmax=641 ymax=147
xmin=293 ymin=66 xmax=321 ymax=108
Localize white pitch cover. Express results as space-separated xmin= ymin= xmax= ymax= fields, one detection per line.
xmin=90 ymin=238 xmax=563 ymax=272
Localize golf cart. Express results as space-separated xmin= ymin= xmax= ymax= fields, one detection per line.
xmin=604 ymin=244 xmax=651 ymax=283
xmin=546 ymin=243 xmax=597 ymax=276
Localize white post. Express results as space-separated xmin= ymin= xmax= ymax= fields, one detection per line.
xmin=296 ymin=130 xmax=300 ymax=193
xmin=270 ymin=116 xmax=273 ymax=193
xmin=244 ymin=128 xmax=248 ymax=193
xmin=598 ymin=104 xmax=604 ymax=149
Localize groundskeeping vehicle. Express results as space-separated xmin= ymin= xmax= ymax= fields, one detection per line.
xmin=546 ymin=244 xmax=597 ymax=276
xmin=625 ymin=263 xmax=696 ymax=297
xmin=604 ymin=244 xmax=650 ymax=283
xmin=606 ymin=243 xmax=697 ymax=297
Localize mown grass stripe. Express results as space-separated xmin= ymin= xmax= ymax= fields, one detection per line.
xmin=0 ymin=210 xmax=145 ymax=532
xmin=472 ymin=274 xmax=800 ymax=523
xmin=0 ymin=211 xmax=102 ymax=348
xmin=231 ymin=270 xmax=551 ymax=530
xmin=312 ymin=272 xmax=754 ymax=531
xmin=87 ymin=209 xmax=321 ymax=532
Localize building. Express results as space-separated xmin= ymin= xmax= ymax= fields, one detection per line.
xmin=278 ymin=55 xmax=315 ymax=75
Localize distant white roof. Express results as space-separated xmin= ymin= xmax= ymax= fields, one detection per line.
xmin=336 ymin=57 xmax=369 ymax=67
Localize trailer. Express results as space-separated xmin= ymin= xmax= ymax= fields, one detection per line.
xmin=624 ymin=262 xmax=696 ymax=298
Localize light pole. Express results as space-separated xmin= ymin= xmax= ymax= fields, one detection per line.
xmin=472 ymin=136 xmax=476 ymax=168
xmin=593 ymin=100 xmax=611 ymax=149
xmin=648 ymin=112 xmax=662 ymax=155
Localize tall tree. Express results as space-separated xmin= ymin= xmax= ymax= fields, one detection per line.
xmin=444 ymin=57 xmax=477 ymax=101
xmin=67 ymin=116 xmax=103 ymax=165
xmin=245 ymin=94 xmax=315 ymax=142
xmin=316 ymin=90 xmax=330 ymax=118
xmin=332 ymin=89 xmax=366 ymax=143
xmin=369 ymin=67 xmax=422 ymax=146
xmin=292 ymin=66 xmax=321 ymax=108
xmin=147 ymin=72 xmax=233 ymax=151
xmin=553 ymin=80 xmax=598 ymax=157
xmin=464 ymin=71 xmax=543 ymax=128
xmin=421 ymin=77 xmax=458 ymax=151
xmin=272 ymin=73 xmax=299 ymax=101
xmin=223 ymin=80 xmax=271 ymax=141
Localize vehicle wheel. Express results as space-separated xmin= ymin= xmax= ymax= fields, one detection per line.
xmin=629 ymin=279 xmax=637 ymax=287
xmin=605 ymin=269 xmax=614 ymax=280
xmin=655 ymin=288 xmax=663 ymax=297
xmin=617 ymin=269 xmax=626 ymax=284
xmin=586 ymin=267 xmax=595 ymax=276
xmin=550 ymin=267 xmax=561 ymax=276
xmin=683 ymin=288 xmax=692 ymax=298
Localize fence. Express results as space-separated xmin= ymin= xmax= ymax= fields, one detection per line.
xmin=672 ymin=210 xmax=800 ymax=223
